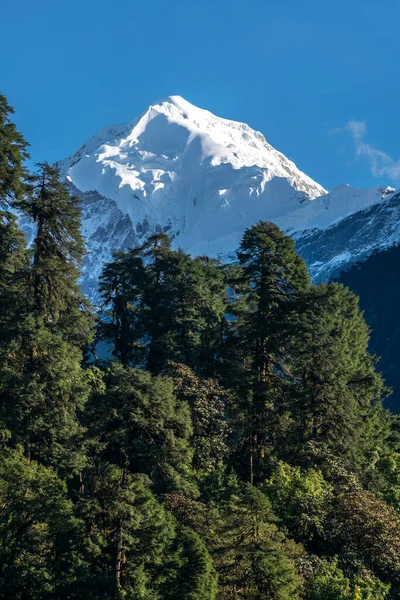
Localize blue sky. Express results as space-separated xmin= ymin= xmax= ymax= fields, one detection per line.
xmin=3 ymin=0 xmax=400 ymax=191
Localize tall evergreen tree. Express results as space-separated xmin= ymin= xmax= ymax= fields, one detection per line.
xmin=99 ymin=248 xmax=148 ymax=366
xmin=168 ymin=526 xmax=218 ymax=600
xmin=141 ymin=237 xmax=226 ymax=375
xmin=285 ymin=283 xmax=388 ymax=474
xmin=0 ymin=163 xmax=93 ymax=472
xmin=77 ymin=466 xmax=218 ymax=599
xmin=99 ymin=234 xmax=226 ymax=375
xmin=0 ymin=212 xmax=29 ymax=366
xmin=215 ymin=484 xmax=303 ymax=599
xmin=0 ymin=96 xmax=31 ymax=434
xmin=84 ymin=364 xmax=194 ymax=493
xmin=236 ymin=221 xmax=310 ymax=381
xmin=24 ymin=162 xmax=92 ymax=343
xmin=0 ymin=449 xmax=90 ymax=600
xmin=0 ymin=94 xmax=29 ymax=208
xmin=80 ymin=367 xmax=217 ymax=599
xmin=231 ymin=221 xmax=310 ymax=482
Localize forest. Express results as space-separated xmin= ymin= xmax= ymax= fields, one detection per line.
xmin=338 ymin=245 xmax=400 ymax=412
xmin=2 ymin=92 xmax=400 ymax=599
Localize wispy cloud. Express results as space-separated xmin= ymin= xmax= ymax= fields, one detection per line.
xmin=331 ymin=120 xmax=400 ymax=181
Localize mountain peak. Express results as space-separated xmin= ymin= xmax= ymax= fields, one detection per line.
xmin=55 ymin=98 xmax=399 ymax=299
xmin=155 ymin=95 xmax=199 ymax=113
xmin=58 ymin=95 xmax=327 ymax=200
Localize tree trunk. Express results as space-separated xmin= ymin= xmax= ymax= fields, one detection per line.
xmin=115 ymin=520 xmax=123 ymax=592
xmin=79 ymin=471 xmax=85 ymax=494
xmin=250 ymin=432 xmax=254 ymax=485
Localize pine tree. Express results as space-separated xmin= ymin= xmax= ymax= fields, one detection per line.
xmin=0 ymin=449 xmax=90 ymax=600
xmin=0 ymin=163 xmax=94 ymax=472
xmin=168 ymin=526 xmax=218 ymax=600
xmin=190 ymin=255 xmax=227 ymax=377
xmin=77 ymin=465 xmax=218 ymax=599
xmin=142 ymin=238 xmax=226 ymax=375
xmin=84 ymin=363 xmax=194 ymax=493
xmin=0 ymin=93 xmax=30 ymax=332
xmin=24 ymin=162 xmax=92 ymax=343
xmin=99 ymin=234 xmax=227 ymax=375
xmin=0 ymin=94 xmax=29 ymax=208
xmin=77 ymin=466 xmax=176 ymax=598
xmin=286 ymin=283 xmax=388 ymax=474
xmin=80 ymin=365 xmax=218 ymax=599
xmin=216 ymin=484 xmax=303 ymax=599
xmin=0 ymin=212 xmax=29 ymax=366
xmin=0 ymin=96 xmax=31 ymax=442
xmin=99 ymin=248 xmax=147 ymax=366
xmin=236 ymin=220 xmax=310 ymax=377
xmin=231 ymin=221 xmax=310 ymax=482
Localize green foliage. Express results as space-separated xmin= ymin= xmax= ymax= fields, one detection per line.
xmin=0 ymin=210 xmax=29 ymax=366
xmin=215 ymin=484 xmax=304 ymax=599
xmin=1 ymin=97 xmax=399 ymax=600
xmin=375 ymin=417 xmax=400 ymax=510
xmin=167 ymin=362 xmax=230 ymax=474
xmin=99 ymin=247 xmax=148 ymax=366
xmin=77 ymin=456 xmax=217 ymax=598
xmin=236 ymin=220 xmax=310 ymax=383
xmin=99 ymin=235 xmax=227 ymax=374
xmin=0 ymin=449 xmax=88 ymax=599
xmin=305 ymin=557 xmax=390 ymax=600
xmin=354 ymin=571 xmax=391 ymax=600
xmin=24 ymin=162 xmax=92 ymax=343
xmin=78 ymin=467 xmax=176 ymax=598
xmin=0 ymin=322 xmax=90 ymax=471
xmin=0 ymin=162 xmax=93 ymax=472
xmin=305 ymin=557 xmax=353 ymax=600
xmin=338 ymin=243 xmax=400 ymax=412
xmin=168 ymin=526 xmax=218 ymax=600
xmin=329 ymin=478 xmax=400 ymax=585
xmin=286 ymin=283 xmax=388 ymax=474
xmin=85 ymin=363 xmax=194 ymax=493
xmin=0 ymin=94 xmax=29 ymax=207
xmin=264 ymin=461 xmax=333 ymax=543
xmin=228 ymin=221 xmax=311 ymax=482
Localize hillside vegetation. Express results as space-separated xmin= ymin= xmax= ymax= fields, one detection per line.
xmin=338 ymin=245 xmax=400 ymax=411
xmin=2 ymin=94 xmax=400 ymax=599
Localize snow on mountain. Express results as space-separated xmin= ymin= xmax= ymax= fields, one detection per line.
xmin=295 ymin=188 xmax=400 ymax=282
xmin=55 ymin=96 xmax=399 ymax=298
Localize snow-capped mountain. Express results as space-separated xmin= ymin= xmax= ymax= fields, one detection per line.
xmin=55 ymin=96 xmax=399 ymax=298
xmin=295 ymin=187 xmax=400 ymax=282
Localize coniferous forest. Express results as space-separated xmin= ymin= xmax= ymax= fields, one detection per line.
xmin=337 ymin=245 xmax=400 ymax=412
xmin=3 ymin=93 xmax=400 ymax=600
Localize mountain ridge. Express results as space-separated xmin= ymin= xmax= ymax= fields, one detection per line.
xmin=53 ymin=96 xmax=399 ymax=297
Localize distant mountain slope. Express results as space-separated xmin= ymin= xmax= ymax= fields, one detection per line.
xmin=296 ymin=189 xmax=400 ymax=282
xmin=337 ymin=244 xmax=400 ymax=412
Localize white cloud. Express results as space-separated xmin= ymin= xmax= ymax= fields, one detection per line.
xmin=346 ymin=120 xmax=367 ymax=142
xmin=332 ymin=120 xmax=400 ymax=181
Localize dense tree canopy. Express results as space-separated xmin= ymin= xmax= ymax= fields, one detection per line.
xmin=1 ymin=94 xmax=400 ymax=599
xmin=338 ymin=244 xmax=400 ymax=412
